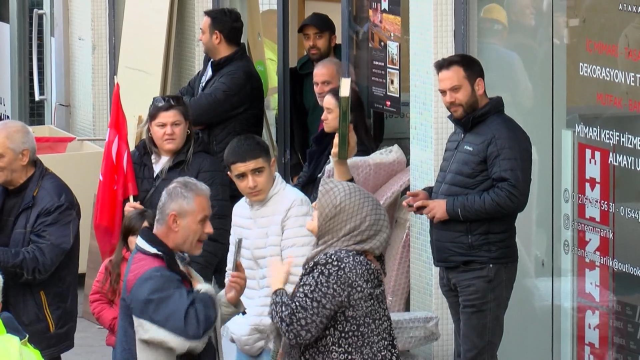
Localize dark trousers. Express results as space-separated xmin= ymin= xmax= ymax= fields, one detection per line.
xmin=439 ymin=263 xmax=518 ymax=360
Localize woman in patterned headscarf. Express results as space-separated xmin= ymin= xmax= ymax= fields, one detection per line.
xmin=268 ymin=178 xmax=399 ymax=359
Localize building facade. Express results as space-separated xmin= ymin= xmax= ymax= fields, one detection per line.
xmin=3 ymin=0 xmax=637 ymax=358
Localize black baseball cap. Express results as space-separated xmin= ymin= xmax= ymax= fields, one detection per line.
xmin=297 ymin=12 xmax=336 ymax=34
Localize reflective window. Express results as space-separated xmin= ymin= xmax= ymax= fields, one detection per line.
xmin=470 ymin=1 xmax=553 ymax=358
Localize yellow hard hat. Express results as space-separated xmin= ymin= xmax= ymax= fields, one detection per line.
xmin=480 ymin=3 xmax=508 ymax=28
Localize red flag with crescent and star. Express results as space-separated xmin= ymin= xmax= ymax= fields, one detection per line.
xmin=93 ymin=81 xmax=138 ymax=260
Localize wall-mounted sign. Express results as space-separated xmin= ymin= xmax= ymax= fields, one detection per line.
xmin=367 ymin=0 xmax=401 ymax=116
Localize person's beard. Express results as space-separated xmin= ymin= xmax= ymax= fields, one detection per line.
xmin=447 ymin=93 xmax=480 ymax=120
xmin=307 ymin=45 xmax=332 ymax=62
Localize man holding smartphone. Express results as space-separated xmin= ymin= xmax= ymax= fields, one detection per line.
xmin=403 ymin=54 xmax=532 ymax=360
xmin=222 ymin=135 xmax=316 ymax=360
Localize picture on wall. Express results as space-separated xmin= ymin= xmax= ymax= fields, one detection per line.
xmin=387 ymin=69 xmax=399 ymax=97
xmin=387 ymin=40 xmax=399 ymax=69
xmin=367 ymin=0 xmax=401 ymax=115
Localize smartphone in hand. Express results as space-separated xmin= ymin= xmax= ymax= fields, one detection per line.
xmin=403 ymin=196 xmax=426 ymax=211
xmin=232 ymin=238 xmax=243 ymax=272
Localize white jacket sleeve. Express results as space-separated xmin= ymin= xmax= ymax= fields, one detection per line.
xmin=280 ymin=197 xmax=315 ymax=292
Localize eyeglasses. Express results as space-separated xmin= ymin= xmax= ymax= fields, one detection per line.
xmin=150 ymin=95 xmax=185 ymax=109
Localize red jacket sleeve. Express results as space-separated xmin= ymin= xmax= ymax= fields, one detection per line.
xmin=89 ymin=259 xmax=119 ymax=333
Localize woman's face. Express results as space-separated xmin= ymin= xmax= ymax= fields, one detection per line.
xmin=149 ymin=110 xmax=188 ymax=156
xmin=306 ymin=202 xmax=319 ymax=236
xmin=320 ymin=95 xmax=339 ymax=133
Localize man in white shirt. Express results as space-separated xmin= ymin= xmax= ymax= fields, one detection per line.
xmin=223 ymin=135 xmax=315 ymax=359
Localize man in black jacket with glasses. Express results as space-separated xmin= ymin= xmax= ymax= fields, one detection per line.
xmin=178 ymin=8 xmax=264 ymax=205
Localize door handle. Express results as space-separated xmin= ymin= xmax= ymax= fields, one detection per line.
xmin=32 ymin=9 xmax=46 ymax=101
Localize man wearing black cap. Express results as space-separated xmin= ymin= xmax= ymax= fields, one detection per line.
xmin=289 ymin=12 xmax=342 ymax=181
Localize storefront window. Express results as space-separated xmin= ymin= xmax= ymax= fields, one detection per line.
xmin=469 ymin=1 xmax=553 ymax=358
xmin=469 ymin=0 xmax=640 ymax=358
xmin=554 ymin=0 xmax=640 ymax=358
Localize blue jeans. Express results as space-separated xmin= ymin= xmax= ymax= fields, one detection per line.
xmin=235 ymin=348 xmax=272 ymax=360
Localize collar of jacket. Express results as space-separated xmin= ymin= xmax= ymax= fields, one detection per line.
xmin=210 ymin=43 xmax=250 ymax=72
xmin=136 ymin=227 xmax=190 ymax=283
xmin=448 ymin=96 xmax=505 ymax=133
xmin=0 ymin=158 xmax=48 ymax=212
xmin=245 ymin=172 xmax=287 ymax=209
xmin=135 ymin=136 xmax=207 ymax=169
xmin=296 ymin=43 xmax=343 ymax=74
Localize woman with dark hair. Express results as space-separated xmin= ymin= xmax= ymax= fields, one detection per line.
xmin=123 ymin=96 xmax=232 ymax=289
xmin=89 ymin=208 xmax=155 ymax=350
xmin=294 ymin=87 xmax=376 ymax=202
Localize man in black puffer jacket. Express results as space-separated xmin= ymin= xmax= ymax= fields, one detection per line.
xmin=178 ymin=8 xmax=264 ymax=204
xmin=404 ymin=54 xmax=532 ymax=360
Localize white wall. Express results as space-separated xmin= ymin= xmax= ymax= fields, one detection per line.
xmin=0 ymin=22 xmax=11 ymax=120
xmin=409 ymin=0 xmax=455 ymax=358
xmin=305 ymin=0 xmax=342 ymax=41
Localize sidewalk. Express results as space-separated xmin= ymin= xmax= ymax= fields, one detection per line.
xmin=65 ymin=287 xmax=237 ymax=359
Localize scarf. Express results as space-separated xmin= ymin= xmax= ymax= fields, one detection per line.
xmin=305 ymin=179 xmax=390 ymax=265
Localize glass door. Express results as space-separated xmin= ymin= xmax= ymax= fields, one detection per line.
xmin=1 ymin=0 xmax=10 ymax=120
xmin=553 ymin=0 xmax=640 ymax=358
xmin=467 ymin=1 xmax=554 ymax=358
xmin=7 ymin=0 xmax=53 ymax=125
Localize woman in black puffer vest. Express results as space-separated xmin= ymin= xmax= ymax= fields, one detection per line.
xmin=124 ymin=96 xmax=231 ymax=289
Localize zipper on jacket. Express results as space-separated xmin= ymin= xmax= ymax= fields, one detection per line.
xmin=445 ymin=133 xmax=465 ymax=174
xmin=466 ymin=223 xmax=472 ymax=248
xmin=40 ymin=290 xmax=55 ymax=333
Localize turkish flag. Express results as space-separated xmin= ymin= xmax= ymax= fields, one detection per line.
xmin=93 ymin=82 xmax=138 ymax=260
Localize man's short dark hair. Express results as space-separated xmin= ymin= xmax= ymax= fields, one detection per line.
xmin=203 ymin=8 xmax=243 ymax=47
xmin=433 ymin=54 xmax=485 ymax=89
xmin=224 ymin=135 xmax=272 ymax=169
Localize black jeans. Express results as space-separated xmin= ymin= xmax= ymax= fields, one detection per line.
xmin=439 ymin=263 xmax=518 ymax=360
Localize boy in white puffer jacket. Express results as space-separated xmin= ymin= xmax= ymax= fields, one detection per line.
xmin=223 ymin=135 xmax=316 ymax=359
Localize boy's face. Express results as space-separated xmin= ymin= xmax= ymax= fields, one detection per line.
xmin=228 ymin=158 xmax=277 ymax=203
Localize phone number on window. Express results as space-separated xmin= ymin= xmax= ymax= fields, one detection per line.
xmin=573 ymin=192 xmax=640 ymax=222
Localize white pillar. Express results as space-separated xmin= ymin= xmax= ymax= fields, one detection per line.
xmin=409 ymin=0 xmax=455 ymax=358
